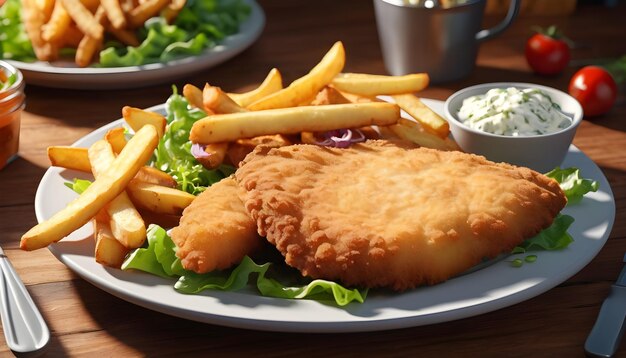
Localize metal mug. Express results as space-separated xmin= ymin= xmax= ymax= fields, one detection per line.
xmin=374 ymin=0 xmax=521 ymax=83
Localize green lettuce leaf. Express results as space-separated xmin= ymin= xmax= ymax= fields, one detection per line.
xmin=513 ymin=214 xmax=575 ymax=253
xmin=98 ymin=0 xmax=249 ymax=67
xmin=0 ymin=0 xmax=36 ymax=62
xmin=122 ymin=225 xmax=367 ymax=306
xmin=64 ymin=179 xmax=93 ymax=194
xmin=511 ymin=167 xmax=597 ymax=256
xmin=545 ymin=167 xmax=599 ymax=204
xmin=153 ymin=88 xmax=234 ymax=195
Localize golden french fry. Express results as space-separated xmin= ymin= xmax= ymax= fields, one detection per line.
xmin=377 ymin=125 xmax=401 ymax=140
xmin=37 ymin=0 xmax=55 ymax=21
xmin=61 ymin=0 xmax=104 ymax=40
xmin=41 ymin=0 xmax=71 ymax=42
xmin=81 ymin=0 xmax=100 ymax=12
xmin=122 ymin=106 xmax=167 ymax=138
xmin=331 ymin=73 xmax=429 ymax=97
xmin=228 ymin=68 xmax=283 ymax=108
xmin=160 ymin=0 xmax=186 ymax=23
xmin=133 ymin=166 xmax=177 ymax=187
xmin=126 ymin=181 xmax=195 ymax=216
xmin=101 ymin=0 xmax=126 ymax=29
xmin=300 ymin=132 xmax=317 ymax=145
xmin=190 ymin=102 xmax=400 ymax=144
xmin=93 ymin=210 xmax=129 ymax=268
xmin=194 ymin=143 xmax=229 ymax=170
xmin=183 ymin=84 xmax=206 ymax=111
xmin=22 ymin=0 xmax=58 ymax=61
xmin=48 ymin=145 xmax=172 ymax=184
xmin=120 ymin=0 xmax=135 ymax=13
xmin=390 ymin=118 xmax=458 ymax=151
xmin=392 ymin=94 xmax=450 ymax=139
xmin=128 ymin=0 xmax=170 ymax=28
xmin=203 ymin=85 xmax=247 ymax=114
xmin=88 ymin=139 xmax=146 ymax=249
xmin=21 ymin=125 xmax=158 ymax=251
xmin=75 ymin=6 xmax=108 ymax=67
xmin=47 ymin=146 xmax=91 ymax=172
xmin=247 ymin=42 xmax=345 ymax=110
xmin=106 ymin=25 xmax=140 ymax=46
xmin=63 ymin=25 xmax=85 ymax=47
xmin=76 ymin=33 xmax=103 ymax=67
xmin=105 ymin=127 xmax=127 ymax=153
xmin=311 ymin=86 xmax=351 ymax=105
xmin=339 ymin=90 xmax=378 ymax=104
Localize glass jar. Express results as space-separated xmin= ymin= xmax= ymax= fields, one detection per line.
xmin=0 ymin=60 xmax=25 ymax=170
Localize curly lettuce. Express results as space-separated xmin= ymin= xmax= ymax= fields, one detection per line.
xmin=511 ymin=168 xmax=598 ymax=256
xmin=153 ymin=88 xmax=234 ymax=195
xmin=99 ymin=0 xmax=250 ymax=67
xmin=0 ymin=0 xmax=36 ymax=61
xmin=545 ymin=167 xmax=599 ymax=204
xmin=122 ymin=225 xmax=367 ymax=306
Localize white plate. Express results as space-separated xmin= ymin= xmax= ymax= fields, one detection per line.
xmin=35 ymin=99 xmax=615 ymax=333
xmin=6 ymin=0 xmax=264 ymax=90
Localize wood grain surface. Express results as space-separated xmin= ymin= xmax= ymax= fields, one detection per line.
xmin=1 ymin=0 xmax=625 ymax=356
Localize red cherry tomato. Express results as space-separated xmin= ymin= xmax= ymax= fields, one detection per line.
xmin=525 ymin=33 xmax=570 ymax=75
xmin=569 ymin=66 xmax=618 ymax=117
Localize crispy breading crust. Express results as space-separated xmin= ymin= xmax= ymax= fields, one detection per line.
xmin=170 ymin=176 xmax=260 ymax=273
xmin=235 ymin=140 xmax=566 ymax=291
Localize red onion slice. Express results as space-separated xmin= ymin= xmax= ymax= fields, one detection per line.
xmin=191 ymin=143 xmax=210 ymax=158
xmin=314 ymin=129 xmax=366 ymax=148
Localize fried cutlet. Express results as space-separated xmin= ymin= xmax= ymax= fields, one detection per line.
xmin=170 ymin=176 xmax=260 ymax=273
xmin=235 ymin=140 xmax=567 ymax=291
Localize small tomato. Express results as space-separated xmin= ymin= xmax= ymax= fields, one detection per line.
xmin=568 ymin=66 xmax=618 ymax=117
xmin=525 ymin=27 xmax=570 ymax=76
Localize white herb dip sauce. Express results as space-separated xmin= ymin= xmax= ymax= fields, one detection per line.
xmin=457 ymin=87 xmax=571 ymax=136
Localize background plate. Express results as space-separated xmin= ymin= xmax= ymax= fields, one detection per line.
xmin=7 ymin=0 xmax=264 ymax=90
xmin=35 ymin=99 xmax=615 ymax=333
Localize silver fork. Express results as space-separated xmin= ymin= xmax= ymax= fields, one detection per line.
xmin=0 ymin=245 xmax=50 ymax=353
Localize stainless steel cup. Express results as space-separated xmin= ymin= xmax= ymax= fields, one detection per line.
xmin=374 ymin=0 xmax=520 ymax=83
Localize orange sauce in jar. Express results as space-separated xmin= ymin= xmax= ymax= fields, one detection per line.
xmin=0 ymin=61 xmax=25 ymax=170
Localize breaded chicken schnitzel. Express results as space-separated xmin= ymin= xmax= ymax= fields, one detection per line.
xmin=170 ymin=176 xmax=260 ymax=273
xmin=235 ymin=140 xmax=567 ymax=291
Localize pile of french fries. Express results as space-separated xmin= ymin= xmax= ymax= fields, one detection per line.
xmin=21 ymin=0 xmax=185 ymax=66
xmin=20 ymin=41 xmax=458 ymax=269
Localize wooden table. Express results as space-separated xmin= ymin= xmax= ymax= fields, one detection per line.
xmin=2 ymin=0 xmax=625 ymax=356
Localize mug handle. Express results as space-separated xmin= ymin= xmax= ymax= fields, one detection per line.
xmin=476 ymin=0 xmax=521 ymax=42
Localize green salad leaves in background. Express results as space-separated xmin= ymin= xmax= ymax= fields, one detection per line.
xmin=0 ymin=0 xmax=36 ymax=62
xmin=0 ymin=0 xmax=250 ymax=67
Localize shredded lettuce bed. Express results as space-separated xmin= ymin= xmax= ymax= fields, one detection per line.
xmin=122 ymin=225 xmax=367 ymax=306
xmin=0 ymin=0 xmax=250 ymax=67
xmin=154 ymin=88 xmax=234 ymax=194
